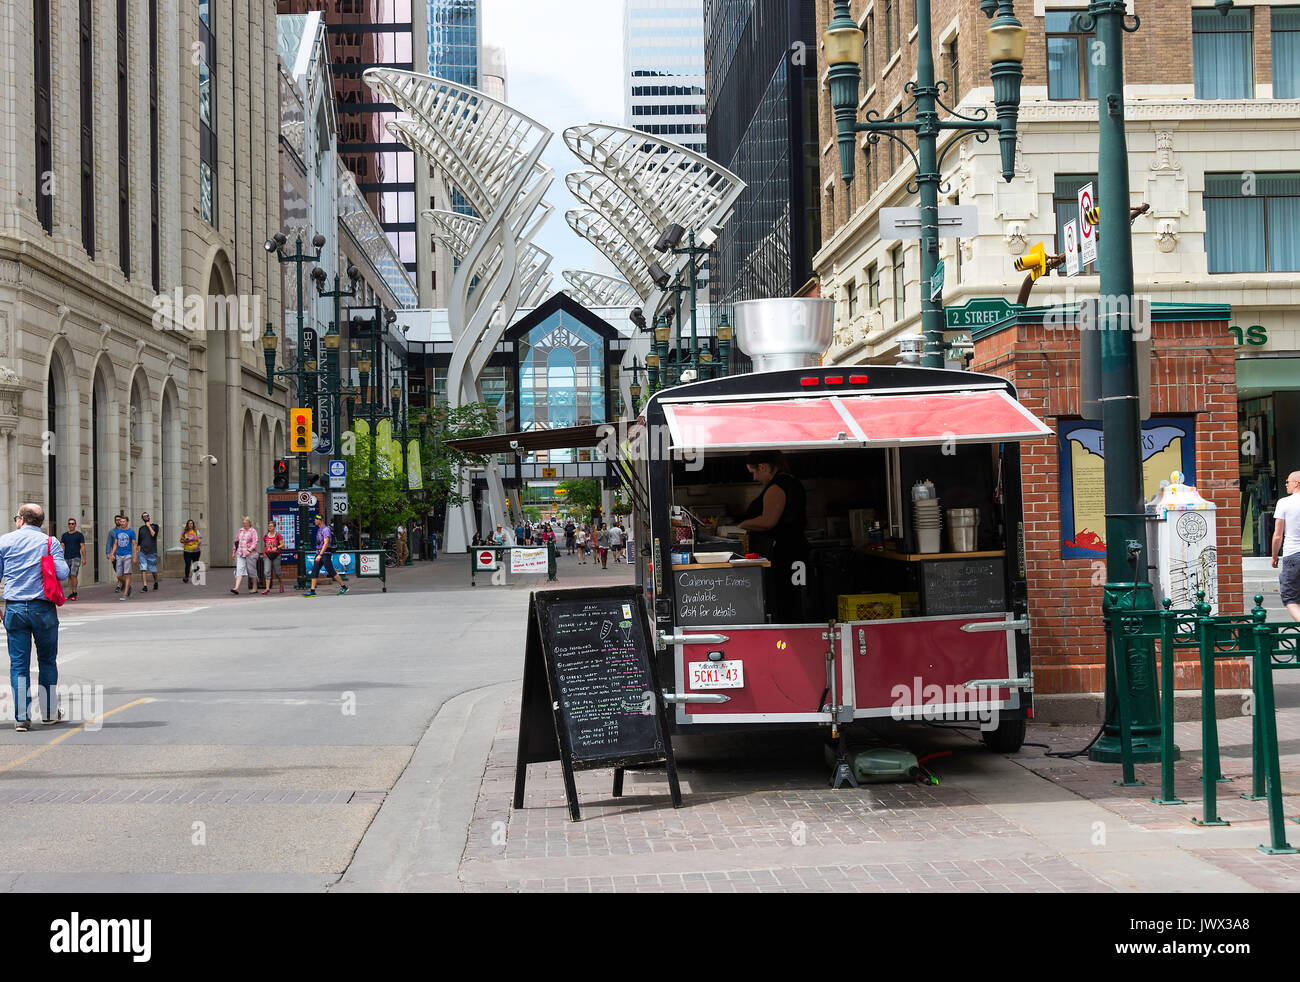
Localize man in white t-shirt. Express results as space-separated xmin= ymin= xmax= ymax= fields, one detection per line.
xmin=1273 ymin=471 xmax=1300 ymax=622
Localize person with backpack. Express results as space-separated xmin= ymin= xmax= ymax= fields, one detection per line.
xmin=0 ymin=504 xmax=69 ymax=731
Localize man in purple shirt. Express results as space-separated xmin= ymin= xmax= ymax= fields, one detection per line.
xmin=0 ymin=503 xmax=69 ymax=731
xmin=304 ymin=514 xmax=349 ymax=597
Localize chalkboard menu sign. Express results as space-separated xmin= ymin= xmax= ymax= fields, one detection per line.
xmin=513 ymin=586 xmax=682 ymax=821
xmin=920 ymin=558 xmax=1007 ymax=616
xmin=674 ymin=566 xmax=766 ymax=626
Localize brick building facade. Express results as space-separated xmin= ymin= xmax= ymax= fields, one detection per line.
xmin=972 ymin=302 xmax=1248 ymax=709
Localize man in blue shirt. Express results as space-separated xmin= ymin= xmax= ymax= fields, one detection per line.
xmin=304 ymin=514 xmax=348 ymax=597
xmin=105 ymin=515 xmax=136 ymax=601
xmin=0 ymin=503 xmax=69 ymax=731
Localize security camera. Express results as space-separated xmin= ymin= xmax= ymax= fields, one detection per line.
xmin=509 ymin=440 xmax=520 ymax=451
xmin=200 ymin=454 xmax=219 ymax=467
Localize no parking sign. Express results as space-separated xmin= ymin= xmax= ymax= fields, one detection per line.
xmin=1078 ymin=183 xmax=1097 ymax=265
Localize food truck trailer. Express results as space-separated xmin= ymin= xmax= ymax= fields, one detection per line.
xmin=617 ymin=302 xmax=1053 ymax=754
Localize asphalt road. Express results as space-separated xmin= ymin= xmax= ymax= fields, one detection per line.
xmin=0 ymin=555 xmax=627 ymax=891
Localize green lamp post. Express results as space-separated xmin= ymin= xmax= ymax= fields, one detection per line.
xmin=825 ymin=0 xmax=1026 ymax=368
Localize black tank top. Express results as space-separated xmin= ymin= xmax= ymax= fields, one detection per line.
xmin=745 ymin=472 xmax=807 ymax=554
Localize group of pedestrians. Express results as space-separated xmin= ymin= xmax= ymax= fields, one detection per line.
xmin=574 ymin=521 xmax=630 ymax=569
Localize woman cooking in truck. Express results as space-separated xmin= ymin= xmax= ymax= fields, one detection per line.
xmin=738 ymin=450 xmax=809 ymax=622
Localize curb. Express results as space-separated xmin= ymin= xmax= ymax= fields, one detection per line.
xmin=331 ymin=680 xmax=514 ymax=892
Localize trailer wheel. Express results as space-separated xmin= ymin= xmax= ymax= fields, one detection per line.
xmin=981 ymin=718 xmax=1026 ymax=754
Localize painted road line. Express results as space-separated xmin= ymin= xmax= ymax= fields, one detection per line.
xmin=0 ymin=698 xmax=156 ymax=776
xmin=57 ymin=606 xmax=210 ymax=627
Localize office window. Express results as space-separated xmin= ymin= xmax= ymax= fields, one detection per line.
xmin=1054 ymin=173 xmax=1098 ymax=274
xmin=1204 ymin=172 xmax=1300 ymax=272
xmin=847 ymin=280 xmax=858 ymax=319
xmin=885 ymin=0 xmax=899 ymax=55
xmin=868 ymin=263 xmax=880 ymax=309
xmin=79 ymin=0 xmax=94 ymax=256
xmin=891 ymin=245 xmax=905 ymax=321
xmin=34 ymin=0 xmax=52 ymax=233
xmin=117 ymin=0 xmax=129 ymax=277
xmin=1045 ymin=11 xmax=1096 ymax=100
xmin=1274 ymin=7 xmax=1300 ymax=98
xmin=945 ymin=37 xmax=960 ymax=102
xmin=1194 ymin=8 xmax=1253 ymax=99
xmin=863 ymin=13 xmax=874 ymax=80
xmin=198 ymin=4 xmax=216 ymax=226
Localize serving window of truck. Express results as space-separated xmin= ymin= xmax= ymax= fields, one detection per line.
xmin=627 ymin=365 xmax=1052 ymax=753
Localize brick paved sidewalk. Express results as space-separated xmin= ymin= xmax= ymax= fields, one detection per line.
xmin=452 ymin=684 xmax=1300 ymax=892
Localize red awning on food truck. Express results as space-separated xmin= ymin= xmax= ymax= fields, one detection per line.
xmin=837 ymin=390 xmax=1053 ymax=446
xmin=663 ymin=388 xmax=1051 ymax=453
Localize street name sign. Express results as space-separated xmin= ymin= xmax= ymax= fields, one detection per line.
xmin=944 ymin=298 xmax=1018 ymax=331
xmin=880 ymin=205 xmax=979 ymax=240
xmin=1078 ymin=183 xmax=1097 ymax=266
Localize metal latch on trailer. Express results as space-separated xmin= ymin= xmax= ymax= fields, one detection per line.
xmin=658 ymin=632 xmax=729 ymax=647
xmin=962 ymin=674 xmax=1034 ymax=691
xmin=960 ymin=619 xmax=1031 ymax=634
xmin=662 ymin=693 xmax=732 ymax=704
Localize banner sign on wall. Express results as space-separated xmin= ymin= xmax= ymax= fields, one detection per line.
xmin=1058 ymin=417 xmax=1196 ymax=560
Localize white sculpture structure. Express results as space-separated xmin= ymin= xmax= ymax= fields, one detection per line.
xmin=364 ymin=69 xmax=555 ymax=553
xmin=562 ymin=270 xmax=641 ymax=309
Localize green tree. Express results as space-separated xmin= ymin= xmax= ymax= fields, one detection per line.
xmin=413 ymin=402 xmax=498 ymax=507
xmin=558 ymin=479 xmax=602 ymax=524
xmin=344 ymin=432 xmax=416 ymax=542
xmin=523 ymin=505 xmax=542 ymax=523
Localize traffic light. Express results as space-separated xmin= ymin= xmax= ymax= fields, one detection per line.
xmin=291 ymin=408 xmax=313 ymax=453
xmin=1014 ymin=242 xmax=1049 ymax=281
xmin=1083 ymin=206 xmax=1100 ymax=230
xmin=273 ymin=459 xmax=290 ymax=490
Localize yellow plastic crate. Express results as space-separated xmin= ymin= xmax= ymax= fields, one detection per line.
xmin=838 ymin=593 xmax=902 ymax=622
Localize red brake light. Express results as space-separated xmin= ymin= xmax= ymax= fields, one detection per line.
xmin=800 ymin=377 xmax=820 ymax=387
xmin=849 ymin=375 xmax=869 ymax=385
xmin=825 ymin=376 xmax=843 ymax=385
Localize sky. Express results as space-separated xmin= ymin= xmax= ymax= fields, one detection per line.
xmin=481 ymin=0 xmax=626 ymax=291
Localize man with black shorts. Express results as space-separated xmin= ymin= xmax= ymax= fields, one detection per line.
xmin=304 ymin=514 xmax=348 ymax=597
xmin=59 ymin=518 xmax=86 ymax=601
xmin=1273 ymin=471 xmax=1300 ymax=622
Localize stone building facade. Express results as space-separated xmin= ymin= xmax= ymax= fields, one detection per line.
xmin=0 ymin=0 xmax=287 ymax=579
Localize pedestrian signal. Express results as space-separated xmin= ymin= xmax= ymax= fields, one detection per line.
xmin=1014 ymin=243 xmax=1049 ymax=281
xmin=274 ymin=459 xmax=290 ymax=490
xmin=291 ymin=408 xmax=313 ymax=453
xmin=1083 ymin=206 xmax=1100 ymax=229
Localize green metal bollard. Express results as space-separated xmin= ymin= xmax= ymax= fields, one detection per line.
xmin=1252 ymin=611 xmax=1297 ymax=854
xmin=1152 ymin=599 xmax=1185 ymax=805
xmin=1192 ymin=592 xmax=1228 ymax=826
xmin=1243 ymin=595 xmax=1270 ymax=802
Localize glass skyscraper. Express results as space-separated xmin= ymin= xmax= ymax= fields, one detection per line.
xmin=428 ymin=0 xmax=480 ymax=89
xmin=624 ymin=0 xmax=707 ymax=155
xmin=704 ymin=0 xmax=821 ymax=307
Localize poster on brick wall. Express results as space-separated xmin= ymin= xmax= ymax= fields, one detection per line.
xmin=1058 ymin=417 xmax=1196 ymax=560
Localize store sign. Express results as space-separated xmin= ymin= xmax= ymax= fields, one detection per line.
xmin=510 ymin=548 xmax=548 ymax=575
xmin=944 ymin=298 xmax=1017 ymax=331
xmin=1229 ymin=324 xmax=1268 ymax=347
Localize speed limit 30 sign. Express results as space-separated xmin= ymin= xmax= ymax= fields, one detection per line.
xmin=331 ymin=492 xmax=349 ymax=515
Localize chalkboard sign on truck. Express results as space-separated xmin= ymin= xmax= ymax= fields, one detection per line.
xmin=513 ymin=586 xmax=682 ymax=821
xmin=920 ymin=557 xmax=1007 ymax=617
xmin=673 ymin=565 xmax=766 ymax=626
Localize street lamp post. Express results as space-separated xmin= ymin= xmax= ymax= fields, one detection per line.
xmin=263 ymin=230 xmax=327 ymax=588
xmin=1079 ymin=0 xmax=1179 ymax=766
xmin=825 ymin=0 xmax=1026 ymax=367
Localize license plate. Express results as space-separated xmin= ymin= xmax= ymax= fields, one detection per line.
xmin=688 ymin=660 xmax=744 ymax=690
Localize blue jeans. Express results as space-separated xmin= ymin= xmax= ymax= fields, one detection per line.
xmin=5 ymin=600 xmax=59 ymax=721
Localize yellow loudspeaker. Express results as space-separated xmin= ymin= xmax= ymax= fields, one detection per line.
xmin=1014 ymin=242 xmax=1048 ymax=281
